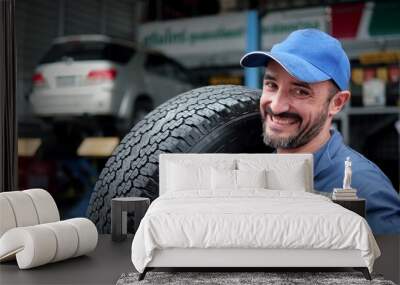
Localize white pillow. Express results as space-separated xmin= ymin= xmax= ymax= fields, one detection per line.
xmin=166 ymin=160 xmax=236 ymax=192
xmin=267 ymin=164 xmax=307 ymax=191
xmin=167 ymin=162 xmax=210 ymax=191
xmin=237 ymin=158 xmax=309 ymax=191
xmin=211 ymin=168 xmax=267 ymax=190
xmin=237 ymin=169 xmax=267 ymax=189
xmin=211 ymin=168 xmax=236 ymax=190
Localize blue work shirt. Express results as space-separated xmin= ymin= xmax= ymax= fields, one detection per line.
xmin=313 ymin=129 xmax=400 ymax=234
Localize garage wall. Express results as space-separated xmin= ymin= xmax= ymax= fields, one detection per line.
xmin=16 ymin=0 xmax=138 ymax=120
xmin=16 ymin=0 xmax=59 ymax=118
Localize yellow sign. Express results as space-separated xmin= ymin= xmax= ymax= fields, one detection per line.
xmin=360 ymin=51 xmax=400 ymax=65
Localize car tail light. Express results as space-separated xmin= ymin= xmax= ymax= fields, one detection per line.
xmin=87 ymin=69 xmax=117 ymax=81
xmin=32 ymin=73 xmax=47 ymax=87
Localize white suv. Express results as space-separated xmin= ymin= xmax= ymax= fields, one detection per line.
xmin=30 ymin=35 xmax=193 ymax=127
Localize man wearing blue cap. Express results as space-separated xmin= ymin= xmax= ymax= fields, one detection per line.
xmin=240 ymin=28 xmax=400 ymax=234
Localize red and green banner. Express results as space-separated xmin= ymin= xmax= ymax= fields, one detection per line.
xmin=331 ymin=2 xmax=365 ymax=39
xmin=369 ymin=1 xmax=400 ymax=36
xmin=331 ymin=1 xmax=400 ymax=39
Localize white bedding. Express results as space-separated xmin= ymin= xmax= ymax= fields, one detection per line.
xmin=131 ymin=190 xmax=380 ymax=273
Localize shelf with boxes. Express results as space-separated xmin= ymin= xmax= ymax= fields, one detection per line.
xmin=335 ymin=55 xmax=399 ymax=143
xmin=333 ymin=55 xmax=399 ymax=190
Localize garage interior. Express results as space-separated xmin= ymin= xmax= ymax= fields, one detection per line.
xmin=11 ymin=0 xmax=399 ymax=218
xmin=1 ymin=0 xmax=399 ymax=284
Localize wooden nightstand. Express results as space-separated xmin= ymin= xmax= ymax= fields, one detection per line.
xmin=332 ymin=198 xmax=366 ymax=218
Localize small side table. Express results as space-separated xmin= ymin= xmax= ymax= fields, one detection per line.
xmin=332 ymin=198 xmax=366 ymax=218
xmin=111 ymin=197 xmax=150 ymax=241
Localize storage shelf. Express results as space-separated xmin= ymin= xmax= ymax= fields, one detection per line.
xmin=345 ymin=106 xmax=400 ymax=115
xmin=335 ymin=106 xmax=399 ymax=145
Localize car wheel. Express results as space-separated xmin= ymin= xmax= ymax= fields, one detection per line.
xmin=87 ymin=85 xmax=273 ymax=233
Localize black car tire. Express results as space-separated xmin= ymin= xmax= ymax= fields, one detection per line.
xmin=87 ymin=85 xmax=273 ymax=233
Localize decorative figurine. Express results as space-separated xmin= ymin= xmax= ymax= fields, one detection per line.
xmin=343 ymin=156 xmax=352 ymax=190
xmin=333 ymin=157 xmax=357 ymax=200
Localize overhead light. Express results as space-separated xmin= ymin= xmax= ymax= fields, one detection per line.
xmin=18 ymin=138 xmax=42 ymax=157
xmin=77 ymin=137 xmax=120 ymax=157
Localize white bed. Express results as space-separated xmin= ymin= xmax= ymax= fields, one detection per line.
xmin=131 ymin=153 xmax=380 ymax=280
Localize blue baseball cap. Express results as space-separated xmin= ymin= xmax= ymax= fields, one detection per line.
xmin=240 ymin=29 xmax=350 ymax=91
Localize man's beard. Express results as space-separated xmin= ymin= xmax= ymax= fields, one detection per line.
xmin=262 ymin=105 xmax=329 ymax=149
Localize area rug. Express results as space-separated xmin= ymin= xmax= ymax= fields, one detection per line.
xmin=116 ymin=271 xmax=396 ymax=285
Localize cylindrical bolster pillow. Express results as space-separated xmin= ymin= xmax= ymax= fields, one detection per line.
xmin=0 ymin=226 xmax=57 ymax=269
xmin=24 ymin=189 xmax=60 ymax=224
xmin=0 ymin=189 xmax=60 ymax=238
xmin=65 ymin=218 xmax=98 ymax=257
xmin=0 ymin=191 xmax=39 ymax=228
xmin=0 ymin=196 xmax=17 ymax=237
xmin=0 ymin=218 xmax=98 ymax=269
xmin=42 ymin=221 xmax=79 ymax=262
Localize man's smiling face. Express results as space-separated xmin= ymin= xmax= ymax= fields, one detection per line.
xmin=260 ymin=60 xmax=340 ymax=151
